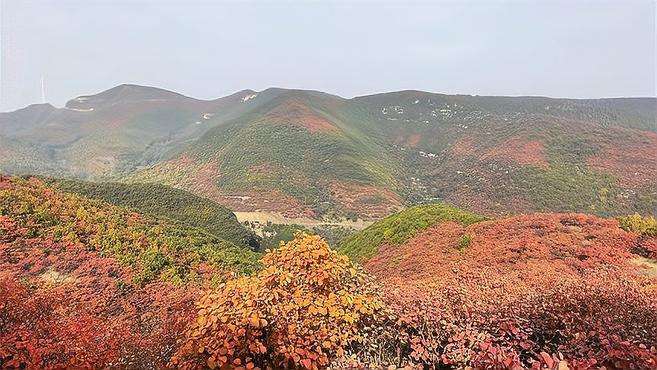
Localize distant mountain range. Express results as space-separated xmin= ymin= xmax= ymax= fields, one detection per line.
xmin=1 ymin=84 xmax=655 ymax=219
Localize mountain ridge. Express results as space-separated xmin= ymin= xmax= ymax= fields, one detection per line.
xmin=5 ymin=83 xmax=657 ymax=115
xmin=1 ymin=84 xmax=655 ymax=220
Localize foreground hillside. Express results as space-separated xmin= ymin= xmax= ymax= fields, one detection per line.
xmin=1 ymin=85 xmax=655 ymax=219
xmin=0 ymin=175 xmax=260 ymax=367
xmin=2 ymin=184 xmax=656 ymax=368
xmin=346 ymin=205 xmax=657 ymax=368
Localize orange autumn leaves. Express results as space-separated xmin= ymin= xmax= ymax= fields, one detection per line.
xmin=174 ymin=233 xmax=386 ymax=370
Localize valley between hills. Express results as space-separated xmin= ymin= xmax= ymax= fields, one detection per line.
xmin=1 ymin=85 xmax=656 ymax=369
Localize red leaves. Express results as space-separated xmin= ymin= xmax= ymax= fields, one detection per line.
xmin=366 ymin=213 xmax=657 ymax=369
xmin=540 ymin=351 xmax=554 ymax=368
xmin=0 ymin=266 xmax=196 ymax=368
xmin=0 ymin=176 xmax=200 ymax=368
xmin=300 ymin=358 xmax=313 ymax=369
xmin=0 ymin=276 xmax=126 ymax=368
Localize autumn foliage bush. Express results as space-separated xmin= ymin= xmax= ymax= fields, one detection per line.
xmin=174 ymin=233 xmax=387 ymax=369
xmin=618 ymin=213 xmax=657 ymax=237
xmin=618 ymin=213 xmax=657 ymax=259
xmin=444 ymin=277 xmax=657 ymax=369
xmin=0 ymin=275 xmax=142 ymax=368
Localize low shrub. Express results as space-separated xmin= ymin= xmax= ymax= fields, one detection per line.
xmin=618 ymin=213 xmax=657 ymax=237
xmin=457 ymin=234 xmax=472 ymax=250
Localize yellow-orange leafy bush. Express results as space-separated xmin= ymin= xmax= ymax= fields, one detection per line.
xmin=173 ymin=233 xmax=386 ymax=369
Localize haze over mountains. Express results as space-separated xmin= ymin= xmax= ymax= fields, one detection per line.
xmin=1 ymin=84 xmax=655 ymax=219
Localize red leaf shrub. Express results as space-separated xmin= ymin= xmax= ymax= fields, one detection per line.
xmin=0 ymin=276 xmax=127 ymax=368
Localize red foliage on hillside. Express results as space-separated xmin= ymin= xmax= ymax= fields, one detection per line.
xmin=481 ymin=136 xmax=549 ymax=168
xmin=261 ymin=98 xmax=338 ymax=134
xmin=588 ymin=130 xmax=657 ymax=188
xmin=0 ymin=230 xmax=197 ymax=368
xmin=368 ymin=213 xmax=640 ymax=284
xmin=2 ymin=173 xmax=656 ymax=368
xmin=366 ymin=213 xmax=657 ymax=368
xmin=329 ymin=181 xmax=403 ymax=220
xmin=451 ymin=136 xmax=476 ymax=157
xmin=0 ymin=179 xmax=205 ymax=368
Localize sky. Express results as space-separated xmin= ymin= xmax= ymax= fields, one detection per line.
xmin=0 ymin=0 xmax=655 ymax=111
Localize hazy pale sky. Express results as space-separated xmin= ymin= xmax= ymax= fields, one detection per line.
xmin=0 ymin=0 xmax=655 ymax=111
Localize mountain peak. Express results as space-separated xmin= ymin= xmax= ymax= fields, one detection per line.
xmin=65 ymin=83 xmax=193 ymax=109
xmin=1 ymin=102 xmax=55 ymax=115
xmin=259 ymin=87 xmax=346 ymax=101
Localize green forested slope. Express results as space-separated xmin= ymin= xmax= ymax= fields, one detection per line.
xmin=51 ymin=179 xmax=260 ymax=250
